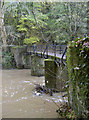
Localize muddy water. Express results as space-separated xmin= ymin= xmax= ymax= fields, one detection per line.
xmin=2 ymin=69 xmax=67 ymax=118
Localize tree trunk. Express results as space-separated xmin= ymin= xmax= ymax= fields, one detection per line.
xmin=0 ymin=1 xmax=7 ymax=51
xmin=87 ymin=1 xmax=89 ymax=37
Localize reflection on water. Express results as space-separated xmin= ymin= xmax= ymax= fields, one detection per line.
xmin=2 ymin=69 xmax=67 ymax=118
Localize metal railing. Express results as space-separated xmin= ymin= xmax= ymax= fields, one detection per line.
xmin=27 ymin=44 xmax=67 ymax=59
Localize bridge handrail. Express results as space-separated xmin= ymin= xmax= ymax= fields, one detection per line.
xmin=27 ymin=44 xmax=67 ymax=59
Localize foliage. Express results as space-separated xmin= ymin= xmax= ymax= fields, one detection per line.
xmin=17 ymin=15 xmax=39 ymax=44
xmin=12 ymin=46 xmax=25 ymax=49
xmin=24 ymin=37 xmax=39 ymax=44
xmin=16 ymin=2 xmax=48 ymax=45
xmin=2 ymin=51 xmax=16 ymax=69
xmin=67 ymin=37 xmax=89 ymax=118
xmin=3 ymin=2 xmax=88 ymax=46
xmin=56 ymin=102 xmax=78 ymax=119
xmin=43 ymin=2 xmax=87 ymax=44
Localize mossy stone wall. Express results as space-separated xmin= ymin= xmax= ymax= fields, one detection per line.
xmin=31 ymin=55 xmax=44 ymax=76
xmin=67 ymin=37 xmax=89 ymax=118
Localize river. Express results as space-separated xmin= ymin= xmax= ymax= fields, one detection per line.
xmin=2 ymin=69 xmax=67 ymax=118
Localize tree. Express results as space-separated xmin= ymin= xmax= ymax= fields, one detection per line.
xmin=87 ymin=1 xmax=89 ymax=36
xmin=17 ymin=2 xmax=48 ymax=45
xmin=1 ymin=0 xmax=7 ymax=50
xmin=3 ymin=2 xmax=88 ymax=46
xmin=45 ymin=2 xmax=87 ymax=44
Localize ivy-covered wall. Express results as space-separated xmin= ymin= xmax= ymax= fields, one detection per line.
xmin=67 ymin=37 xmax=89 ymax=118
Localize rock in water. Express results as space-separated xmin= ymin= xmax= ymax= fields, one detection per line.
xmin=33 ymin=84 xmax=53 ymax=96
xmin=34 ymin=91 xmax=41 ymax=96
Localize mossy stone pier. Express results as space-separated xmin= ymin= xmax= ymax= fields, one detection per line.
xmin=56 ymin=62 xmax=68 ymax=91
xmin=31 ymin=55 xmax=44 ymax=76
xmin=45 ymin=59 xmax=57 ymax=89
xmin=45 ymin=59 xmax=67 ymax=91
xmin=11 ymin=46 xmax=31 ymax=69
xmin=22 ymin=53 xmax=31 ymax=69
xmin=11 ymin=46 xmax=26 ymax=68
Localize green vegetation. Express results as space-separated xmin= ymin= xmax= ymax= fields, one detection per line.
xmin=1 ymin=2 xmax=88 ymax=47
xmin=44 ymin=59 xmax=53 ymax=61
xmin=12 ymin=46 xmax=25 ymax=49
xmin=2 ymin=51 xmax=16 ymax=69
xmin=67 ymin=37 xmax=89 ymax=118
xmin=1 ymin=1 xmax=89 ymax=118
xmin=56 ymin=102 xmax=78 ymax=119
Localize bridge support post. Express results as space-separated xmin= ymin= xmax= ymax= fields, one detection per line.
xmin=45 ymin=59 xmax=57 ymax=89
xmin=11 ymin=46 xmax=27 ymax=68
xmin=11 ymin=46 xmax=31 ymax=69
xmin=56 ymin=62 xmax=68 ymax=91
xmin=31 ymin=55 xmax=44 ymax=76
xmin=22 ymin=53 xmax=31 ymax=69
xmin=45 ymin=59 xmax=68 ymax=91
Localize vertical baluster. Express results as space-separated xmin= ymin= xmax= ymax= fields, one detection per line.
xmin=41 ymin=45 xmax=43 ymax=57
xmin=54 ymin=44 xmax=56 ymax=59
xmin=46 ymin=45 xmax=48 ymax=58
xmin=60 ymin=45 xmax=62 ymax=54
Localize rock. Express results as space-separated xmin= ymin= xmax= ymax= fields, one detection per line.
xmin=34 ymin=91 xmax=41 ymax=96
xmin=33 ymin=84 xmax=53 ymax=96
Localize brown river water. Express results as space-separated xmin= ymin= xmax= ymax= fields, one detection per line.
xmin=2 ymin=69 xmax=67 ymax=118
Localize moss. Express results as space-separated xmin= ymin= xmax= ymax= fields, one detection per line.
xmin=31 ymin=55 xmax=44 ymax=76
xmin=45 ymin=59 xmax=57 ymax=88
xmin=44 ymin=59 xmax=53 ymax=61
xmin=12 ymin=46 xmax=25 ymax=49
xmin=67 ymin=37 xmax=89 ymax=118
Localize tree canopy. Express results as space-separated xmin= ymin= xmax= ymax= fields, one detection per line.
xmin=1 ymin=1 xmax=88 ymax=46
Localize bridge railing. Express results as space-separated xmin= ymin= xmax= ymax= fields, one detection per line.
xmin=27 ymin=44 xmax=67 ymax=59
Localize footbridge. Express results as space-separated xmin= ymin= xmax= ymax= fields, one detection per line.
xmin=27 ymin=44 xmax=67 ymax=60
xmin=3 ymin=44 xmax=68 ymax=91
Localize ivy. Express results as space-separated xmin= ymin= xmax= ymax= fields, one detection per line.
xmin=67 ymin=37 xmax=89 ymax=118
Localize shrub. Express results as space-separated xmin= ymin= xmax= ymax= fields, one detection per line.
xmin=2 ymin=51 xmax=16 ymax=69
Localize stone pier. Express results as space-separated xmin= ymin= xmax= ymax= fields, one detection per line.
xmin=45 ymin=59 xmax=68 ymax=91
xmin=31 ymin=55 xmax=44 ymax=76
xmin=22 ymin=53 xmax=31 ymax=69
xmin=11 ymin=46 xmax=25 ymax=68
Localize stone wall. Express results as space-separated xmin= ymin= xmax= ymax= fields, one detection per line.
xmin=67 ymin=37 xmax=89 ymax=118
